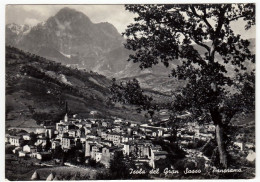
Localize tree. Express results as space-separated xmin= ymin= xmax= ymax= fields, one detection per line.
xmin=52 ymin=145 xmax=63 ymax=160
xmin=109 ymin=151 xmax=131 ymax=179
xmin=109 ymin=78 xmax=155 ymax=114
xmin=122 ymin=4 xmax=255 ymax=168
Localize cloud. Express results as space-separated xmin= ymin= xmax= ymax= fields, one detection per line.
xmin=24 ymin=18 xmax=41 ymax=26
xmin=6 ymin=5 xmax=46 ymax=25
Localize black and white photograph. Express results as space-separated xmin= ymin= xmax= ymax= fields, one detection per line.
xmin=4 ymin=2 xmax=256 ymax=180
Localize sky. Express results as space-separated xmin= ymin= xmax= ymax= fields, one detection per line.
xmin=6 ymin=5 xmax=136 ymax=34
xmin=5 ymin=4 xmax=256 ymax=39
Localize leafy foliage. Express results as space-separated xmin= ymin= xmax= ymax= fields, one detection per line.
xmin=121 ymin=4 xmax=255 ymax=168
xmin=123 ymin=4 xmax=255 ymax=116
xmin=109 ymin=78 xmax=155 ymax=113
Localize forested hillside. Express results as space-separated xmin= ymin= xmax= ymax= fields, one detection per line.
xmin=5 ymin=46 xmax=145 ymax=127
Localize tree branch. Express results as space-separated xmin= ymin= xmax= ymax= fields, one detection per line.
xmin=215 ymin=5 xmax=229 ymax=38
xmin=228 ymin=15 xmax=246 ymax=22
xmin=192 ymin=37 xmax=211 ymax=52
xmin=202 ymin=7 xmax=215 ymax=33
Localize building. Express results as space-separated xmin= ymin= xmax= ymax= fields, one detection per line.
xmin=35 ymin=137 xmax=47 ymax=146
xmin=234 ymin=141 xmax=244 ymax=151
xmin=18 ymin=151 xmax=28 ymax=157
xmin=23 ymin=145 xmax=37 ymax=153
xmin=122 ymin=143 xmax=130 ymax=155
xmin=22 ymin=134 xmax=31 ymax=140
xmin=51 ymin=140 xmax=60 ymax=149
xmin=61 ymin=136 xmax=75 ymax=149
xmin=150 ymin=150 xmax=168 ymax=168
xmin=100 ymin=146 xmax=120 ymax=168
xmin=85 ymin=140 xmax=96 ymax=157
xmin=36 ymin=152 xmax=52 ymax=161
xmin=9 ymin=135 xmax=24 ymax=147
xmin=12 ymin=147 xmax=22 ymax=154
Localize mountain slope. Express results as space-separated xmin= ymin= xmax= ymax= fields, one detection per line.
xmin=5 ymin=46 xmax=145 ymax=127
xmin=6 ymin=7 xmax=124 ymax=71
xmin=5 ymin=7 xmax=181 ymax=79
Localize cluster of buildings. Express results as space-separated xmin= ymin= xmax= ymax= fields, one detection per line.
xmin=6 ymin=112 xmax=174 ymax=169
xmin=231 ymin=128 xmax=255 ymax=162
xmin=7 ymin=110 xmax=254 ymax=170
xmin=177 ymin=121 xmax=215 ymax=147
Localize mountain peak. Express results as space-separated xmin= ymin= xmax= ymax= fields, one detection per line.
xmin=6 ymin=23 xmax=31 ymax=35
xmin=54 ymin=7 xmax=91 ymax=23
xmin=57 ymin=7 xmax=80 ymax=15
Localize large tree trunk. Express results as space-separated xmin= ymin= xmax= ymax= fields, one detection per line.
xmin=215 ymin=124 xmax=227 ymax=168
xmin=210 ymin=108 xmax=228 ymax=168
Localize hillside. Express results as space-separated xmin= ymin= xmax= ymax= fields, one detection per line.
xmin=5 ymin=46 xmax=146 ymax=128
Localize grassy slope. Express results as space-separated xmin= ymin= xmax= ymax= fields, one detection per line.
xmin=5 ymin=46 xmax=145 ymax=127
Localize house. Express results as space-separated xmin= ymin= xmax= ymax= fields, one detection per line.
xmin=56 ymin=118 xmax=78 ymax=135
xmin=22 ymin=134 xmax=31 ymax=141
xmin=9 ymin=135 xmax=24 ymax=147
xmin=85 ymin=140 xmax=96 ymax=157
xmin=85 ymin=122 xmax=92 ymax=128
xmin=84 ymin=128 xmax=91 ymax=135
xmin=35 ymin=137 xmax=47 ymax=147
xmin=61 ymin=136 xmax=75 ymax=149
xmin=80 ymin=136 xmax=86 ymax=143
xmin=245 ymin=142 xmax=254 ymax=149
xmin=102 ymin=121 xmax=108 ymax=127
xmin=121 ymin=135 xmax=133 ymax=143
xmin=100 ymin=140 xmax=113 ymax=147
xmin=246 ymin=150 xmax=255 ymax=162
xmin=122 ymin=143 xmax=130 ymax=155
xmin=106 ymin=133 xmax=121 ymax=145
xmin=37 ymin=133 xmax=46 ymax=138
xmin=114 ymin=118 xmax=123 ymax=123
xmin=45 ymin=128 xmax=54 ymax=139
xmin=51 ymin=140 xmax=60 ymax=149
xmin=133 ymin=130 xmax=138 ymax=135
xmin=36 ymin=152 xmax=52 ymax=161
xmin=23 ymin=145 xmax=37 ymax=153
xmin=138 ymin=141 xmax=152 ymax=158
xmin=234 ymin=141 xmax=244 ymax=151
xmin=12 ymin=147 xmax=22 ymax=154
xmin=90 ymin=145 xmax=102 ymax=160
xmin=145 ymin=130 xmax=153 ymax=137
xmin=150 ymin=150 xmax=168 ymax=168
xmin=68 ymin=129 xmax=77 ymax=137
xmin=18 ymin=151 xmax=28 ymax=157
xmin=101 ymin=131 xmax=108 ymax=139
xmin=158 ymin=130 xmax=163 ymax=137
xmin=163 ymin=133 xmax=171 ymax=137
xmin=100 ymin=146 xmax=121 ymax=168
xmin=95 ymin=152 xmax=102 ymax=162
xmin=130 ymin=123 xmax=138 ymax=128
xmin=113 ymin=126 xmax=122 ymax=133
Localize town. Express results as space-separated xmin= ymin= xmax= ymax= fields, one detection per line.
xmin=5 ymin=106 xmax=255 ymax=180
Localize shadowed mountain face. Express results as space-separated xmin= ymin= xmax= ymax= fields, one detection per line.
xmin=6 ymin=7 xmax=124 ymax=73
